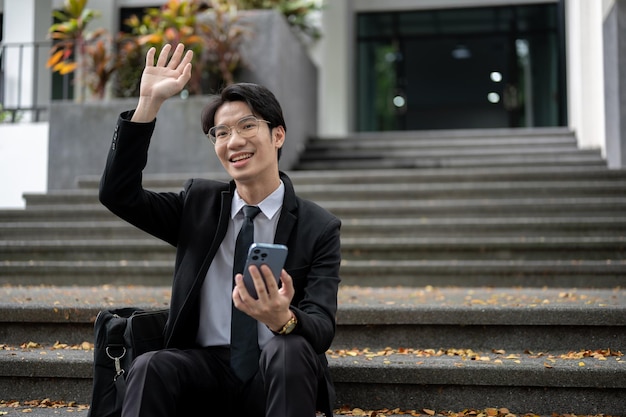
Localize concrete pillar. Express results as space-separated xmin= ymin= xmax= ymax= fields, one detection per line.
xmin=318 ymin=0 xmax=352 ymax=136
xmin=603 ymin=0 xmax=626 ymax=168
xmin=2 ymin=0 xmax=52 ymax=121
xmin=565 ymin=0 xmax=606 ymax=154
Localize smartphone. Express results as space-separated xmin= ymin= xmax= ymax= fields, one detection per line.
xmin=242 ymin=243 xmax=288 ymax=299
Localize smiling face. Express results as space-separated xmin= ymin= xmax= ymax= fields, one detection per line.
xmin=214 ymin=101 xmax=285 ymax=201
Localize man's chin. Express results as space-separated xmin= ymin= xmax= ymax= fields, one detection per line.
xmin=230 ymin=170 xmax=256 ymax=184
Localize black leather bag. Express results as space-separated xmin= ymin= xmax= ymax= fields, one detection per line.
xmin=87 ymin=307 xmax=169 ymax=417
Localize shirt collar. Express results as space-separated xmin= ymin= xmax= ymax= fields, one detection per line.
xmin=232 ymin=181 xmax=285 ymax=220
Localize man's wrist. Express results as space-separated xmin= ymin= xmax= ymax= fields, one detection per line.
xmin=271 ymin=310 xmax=297 ymax=335
xmin=131 ymin=97 xmax=164 ymax=122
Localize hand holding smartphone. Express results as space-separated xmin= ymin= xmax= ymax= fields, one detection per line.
xmin=242 ymin=243 xmax=288 ymax=299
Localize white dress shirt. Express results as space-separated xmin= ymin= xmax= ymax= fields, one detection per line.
xmin=196 ymin=181 xmax=285 ymax=348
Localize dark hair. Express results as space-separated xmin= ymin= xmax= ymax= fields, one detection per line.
xmin=201 ymin=83 xmax=286 ymax=160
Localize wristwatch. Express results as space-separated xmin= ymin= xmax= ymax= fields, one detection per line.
xmin=277 ymin=312 xmax=298 ymax=335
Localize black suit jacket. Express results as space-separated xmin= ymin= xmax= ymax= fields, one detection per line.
xmin=99 ymin=111 xmax=342 ymax=415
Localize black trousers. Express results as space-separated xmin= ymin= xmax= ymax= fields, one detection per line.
xmin=120 ymin=335 xmax=326 ymax=417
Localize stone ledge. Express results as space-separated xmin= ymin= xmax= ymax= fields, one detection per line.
xmin=2 ymin=347 xmax=624 ymax=387
xmin=1 ymin=285 xmax=625 ymax=324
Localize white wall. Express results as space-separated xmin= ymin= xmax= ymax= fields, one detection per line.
xmin=0 ymin=123 xmax=48 ymax=208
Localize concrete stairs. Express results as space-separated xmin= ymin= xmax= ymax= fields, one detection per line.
xmin=296 ymin=128 xmax=609 ymax=170
xmin=1 ymin=127 xmax=625 ymax=416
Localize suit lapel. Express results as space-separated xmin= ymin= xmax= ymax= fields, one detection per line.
xmin=274 ymin=172 xmax=297 ymax=245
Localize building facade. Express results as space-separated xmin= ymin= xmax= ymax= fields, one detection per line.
xmin=0 ymin=0 xmax=624 ymax=207
xmin=316 ymin=0 xmax=619 ymax=168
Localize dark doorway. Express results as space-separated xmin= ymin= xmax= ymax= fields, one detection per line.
xmin=356 ymin=3 xmax=566 ymax=131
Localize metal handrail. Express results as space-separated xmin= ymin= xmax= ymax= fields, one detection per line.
xmin=0 ymin=41 xmax=72 ymax=123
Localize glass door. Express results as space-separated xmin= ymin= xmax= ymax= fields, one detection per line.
xmin=356 ymin=3 xmax=566 ymax=131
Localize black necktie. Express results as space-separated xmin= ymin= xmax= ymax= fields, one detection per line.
xmin=231 ymin=205 xmax=261 ymax=381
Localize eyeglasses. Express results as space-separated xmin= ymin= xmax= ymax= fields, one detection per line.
xmin=207 ymin=115 xmax=270 ymax=145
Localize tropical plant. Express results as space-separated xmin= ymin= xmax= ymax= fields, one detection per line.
xmin=47 ymin=0 xmax=101 ymax=99
xmin=46 ymin=0 xmax=323 ymax=100
xmin=236 ymin=0 xmax=323 ymax=40
xmin=110 ymin=39 xmax=144 ymax=98
xmin=198 ymin=0 xmax=251 ymax=88
xmin=83 ymin=29 xmax=125 ymax=99
xmin=122 ymin=0 xmax=251 ymax=93
xmin=124 ymin=0 xmax=206 ymax=94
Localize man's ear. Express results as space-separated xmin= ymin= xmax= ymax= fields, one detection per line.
xmin=273 ymin=126 xmax=286 ymax=149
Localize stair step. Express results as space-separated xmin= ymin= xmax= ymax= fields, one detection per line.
xmin=22 ymin=179 xmax=626 ymax=207
xmin=0 ymin=239 xmax=175 ymax=261
xmin=1 ymin=259 xmax=625 ymax=287
xmin=1 ymin=285 xmax=624 ymax=415
xmin=304 ymin=135 xmax=579 ymax=151
xmin=75 ymin=166 xmax=626 ymax=190
xmin=299 ymin=145 xmax=598 ymax=160
xmin=0 ymin=405 xmax=92 ymax=417
xmin=1 ymin=237 xmax=624 ymax=261
xmin=340 ymin=217 xmax=626 ymax=237
xmin=2 ymin=217 xmax=626 ymax=240
xmin=311 ymin=127 xmax=576 ymax=143
xmin=0 ymin=221 xmax=146 ymax=240
xmin=8 ymin=198 xmax=626 ymax=221
xmin=3 ymin=285 xmax=624 ymax=348
xmin=340 ymin=236 xmax=626 ymax=260
xmin=337 ymin=259 xmax=626 ymax=287
xmin=2 ymin=408 xmax=570 ymax=417
xmin=1 ymin=347 xmax=623 ymax=415
xmin=319 ymin=197 xmax=626 ymax=217
xmin=0 ymin=207 xmax=117 ymax=222
xmin=296 ymin=153 xmax=607 ymax=170
xmin=329 ymin=350 xmax=625 ymax=415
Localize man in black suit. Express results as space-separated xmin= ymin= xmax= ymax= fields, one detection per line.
xmin=99 ymin=43 xmax=341 ymax=417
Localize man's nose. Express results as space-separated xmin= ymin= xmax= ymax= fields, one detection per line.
xmin=227 ymin=129 xmax=246 ymax=146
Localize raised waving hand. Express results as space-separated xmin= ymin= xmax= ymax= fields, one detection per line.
xmin=132 ymin=43 xmax=194 ymax=122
